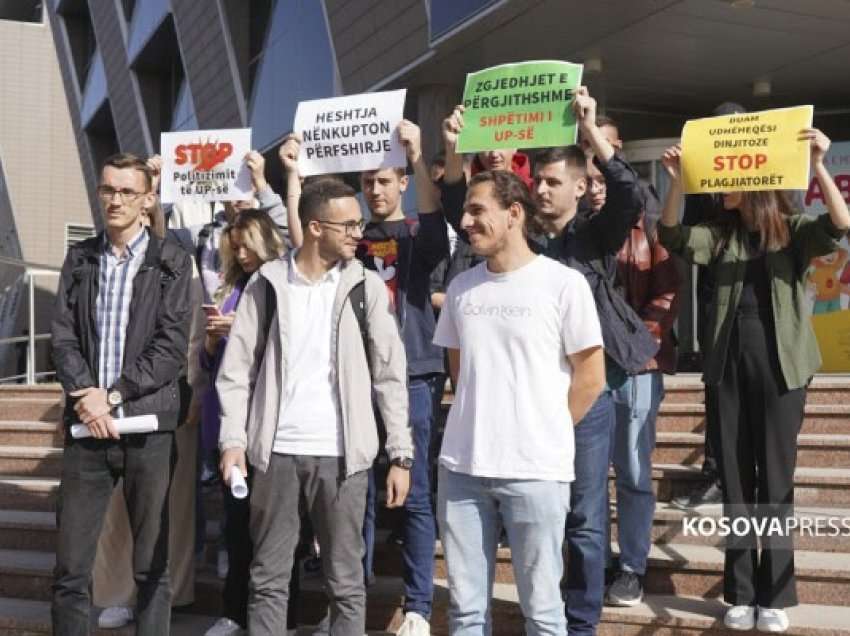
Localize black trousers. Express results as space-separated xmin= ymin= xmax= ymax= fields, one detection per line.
xmin=697 ymin=299 xmax=720 ymax=483
xmin=52 ymin=432 xmax=176 ymax=636
xmin=711 ymin=312 xmax=805 ymax=608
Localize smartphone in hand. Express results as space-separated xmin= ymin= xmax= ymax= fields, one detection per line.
xmin=202 ymin=304 xmax=222 ymax=318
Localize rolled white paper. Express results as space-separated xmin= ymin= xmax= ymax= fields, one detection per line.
xmin=71 ymin=414 xmax=159 ymax=439
xmin=230 ymin=465 xmax=249 ymax=499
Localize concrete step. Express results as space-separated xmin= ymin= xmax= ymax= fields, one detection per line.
xmin=0 ymin=548 xmax=53 ymax=602
xmin=655 ymin=403 xmax=850 ymax=435
xmin=430 ymin=542 xmax=850 ymax=606
xmin=598 ymin=593 xmax=850 ymax=634
xmin=634 ymin=543 xmax=850 ymax=607
xmin=654 ymin=432 xmax=850 ymax=468
xmin=0 ymin=596 xmax=394 ymax=635
xmin=0 ymin=477 xmax=58 ymax=512
xmin=0 ymin=385 xmax=63 ymax=401
xmin=0 ymin=511 xmax=55 ymax=552
xmin=0 ymin=422 xmax=62 ymax=447
xmin=0 ymin=446 xmax=62 ymax=478
xmin=659 ymin=374 xmax=850 ymax=406
xmin=643 ymin=464 xmax=850 ymax=506
xmin=429 ymin=578 xmax=850 ymax=634
xmin=610 ymin=503 xmax=850 ymax=553
xmin=3 ymin=559 xmax=848 ymax=634
xmin=189 ymin=570 xmax=407 ymax=631
xmin=0 ymin=398 xmax=62 ymax=423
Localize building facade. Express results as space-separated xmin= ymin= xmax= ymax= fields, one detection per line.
xmin=0 ymin=3 xmax=91 ymax=378
xmin=46 ymin=0 xmax=850 ymax=362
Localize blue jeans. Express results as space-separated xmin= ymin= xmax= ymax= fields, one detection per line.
xmin=610 ymin=372 xmax=663 ymax=575
xmin=363 ymin=375 xmax=439 ymax=617
xmin=437 ymin=466 xmax=570 ymax=636
xmin=565 ymin=391 xmax=615 ymax=636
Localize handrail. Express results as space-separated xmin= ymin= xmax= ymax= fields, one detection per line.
xmin=0 ymin=371 xmax=55 ymax=385
xmin=0 ymin=254 xmax=62 ymax=273
xmin=0 ymin=333 xmax=50 ymax=345
xmin=0 ymin=255 xmax=61 ymax=384
xmin=0 ymin=334 xmax=50 ymax=345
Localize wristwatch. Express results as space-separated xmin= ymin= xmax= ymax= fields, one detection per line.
xmin=107 ymin=389 xmax=123 ymax=408
xmin=390 ymin=457 xmax=414 ymax=470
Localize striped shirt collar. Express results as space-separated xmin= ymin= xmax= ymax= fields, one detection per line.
xmin=102 ymin=225 xmax=149 ymax=259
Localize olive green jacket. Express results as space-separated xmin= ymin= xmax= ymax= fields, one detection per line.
xmin=658 ymin=214 xmax=845 ymax=390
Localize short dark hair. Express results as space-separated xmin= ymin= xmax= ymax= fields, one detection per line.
xmin=534 ymin=145 xmax=588 ymax=175
xmin=468 ymin=170 xmax=540 ymax=237
xmin=102 ymin=153 xmax=153 ymax=192
xmin=361 ymin=167 xmax=406 ymax=179
xmin=595 ymin=115 xmax=619 ymax=130
xmin=298 ymin=178 xmax=357 ymax=229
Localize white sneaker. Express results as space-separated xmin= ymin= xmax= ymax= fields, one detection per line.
xmin=757 ymin=607 xmax=790 ymax=632
xmin=204 ymin=616 xmax=244 ymax=636
xmin=396 ymin=612 xmax=430 ymax=636
xmin=724 ymin=605 xmax=756 ymax=631
xmin=97 ymin=606 xmax=134 ymax=629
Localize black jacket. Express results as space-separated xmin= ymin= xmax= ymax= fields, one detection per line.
xmin=51 ymin=232 xmax=193 ymax=432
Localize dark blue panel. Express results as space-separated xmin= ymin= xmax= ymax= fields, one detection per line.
xmin=126 ymin=0 xmax=170 ymax=62
xmin=250 ymin=0 xmax=337 ymax=152
xmin=171 ymin=78 xmax=198 ymax=131
xmin=80 ymin=49 xmax=107 ymax=127
xmin=429 ymin=0 xmax=498 ymax=40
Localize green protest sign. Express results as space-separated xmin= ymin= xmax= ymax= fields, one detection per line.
xmin=456 ymin=60 xmax=583 ymax=153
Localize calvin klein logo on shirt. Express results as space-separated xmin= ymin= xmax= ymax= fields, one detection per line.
xmin=462 ymin=302 xmax=532 ymax=319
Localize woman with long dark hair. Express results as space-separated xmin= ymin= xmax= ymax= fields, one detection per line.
xmin=657 ymin=129 xmax=850 ymax=632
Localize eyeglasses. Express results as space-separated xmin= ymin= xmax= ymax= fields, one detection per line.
xmin=97 ymin=185 xmax=147 ymax=202
xmin=317 ymin=219 xmax=366 ymax=236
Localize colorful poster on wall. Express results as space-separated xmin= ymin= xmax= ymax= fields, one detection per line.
xmin=803 ymin=141 xmax=850 ymax=372
xmin=293 ymin=89 xmax=407 ymax=177
xmin=681 ymin=105 xmax=813 ymax=194
xmin=160 ymin=129 xmax=253 ymax=204
xmin=455 ymin=60 xmax=583 ymax=153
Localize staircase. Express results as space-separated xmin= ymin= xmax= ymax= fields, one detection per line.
xmin=0 ymin=377 xmax=848 ymax=634
xmin=430 ymin=376 xmax=850 ymax=634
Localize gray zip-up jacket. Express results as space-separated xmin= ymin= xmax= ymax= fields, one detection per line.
xmin=216 ymin=256 xmax=412 ymax=475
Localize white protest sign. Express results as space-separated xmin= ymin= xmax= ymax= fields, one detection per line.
xmin=160 ymin=128 xmax=253 ymax=204
xmin=294 ymin=89 xmax=407 ymax=176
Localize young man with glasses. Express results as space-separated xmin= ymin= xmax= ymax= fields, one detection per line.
xmin=217 ymin=178 xmax=414 ymax=636
xmin=51 ymin=153 xmax=193 ymax=635
xmin=356 ymin=120 xmax=448 ymax=636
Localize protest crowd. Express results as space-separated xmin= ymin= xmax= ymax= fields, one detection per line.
xmin=48 ymin=58 xmax=850 ymax=636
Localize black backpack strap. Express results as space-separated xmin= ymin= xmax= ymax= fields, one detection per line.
xmin=263 ymin=278 xmax=276 ymax=340
xmin=261 ymin=274 xmax=370 ymax=375
xmin=349 ymin=275 xmax=371 ymax=376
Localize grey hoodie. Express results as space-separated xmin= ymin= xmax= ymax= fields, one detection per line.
xmin=216 ymin=255 xmax=412 ymax=475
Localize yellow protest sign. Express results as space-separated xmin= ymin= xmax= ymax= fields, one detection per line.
xmin=811 ymin=309 xmax=850 ymax=372
xmin=681 ymin=105 xmax=813 ymax=194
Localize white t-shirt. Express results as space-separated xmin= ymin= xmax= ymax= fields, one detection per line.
xmin=433 ymin=255 xmax=602 ymax=482
xmin=274 ymin=253 xmax=344 ymax=456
